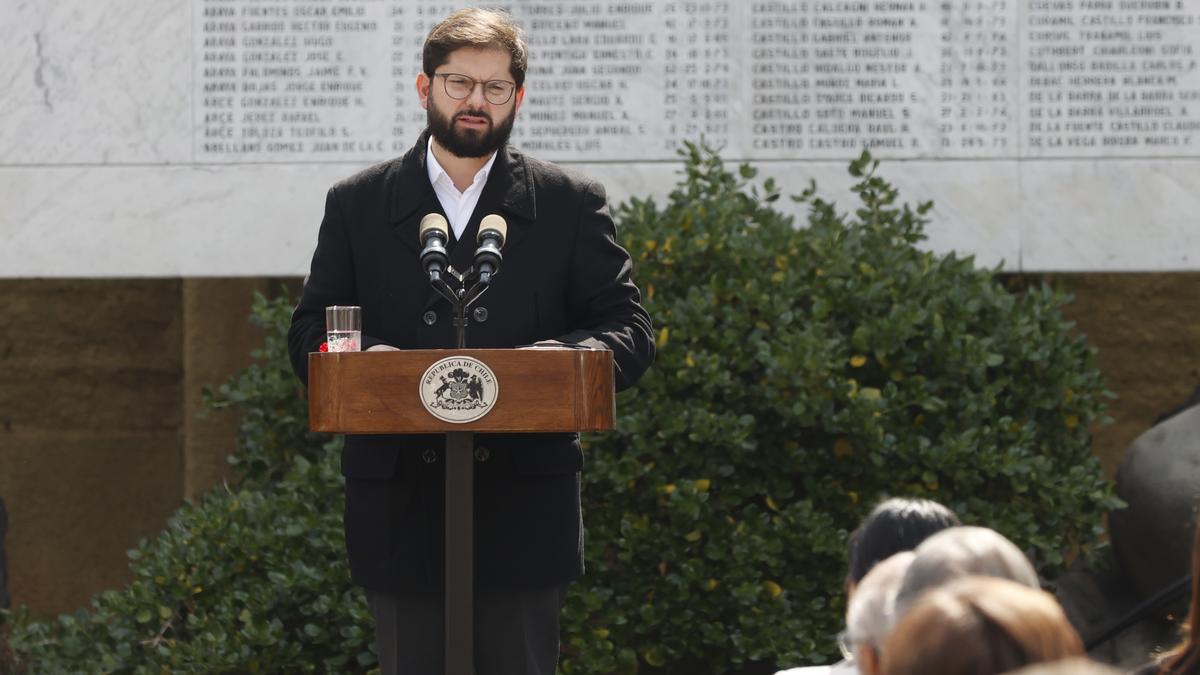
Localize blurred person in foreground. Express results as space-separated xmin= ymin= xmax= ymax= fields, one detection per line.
xmin=839 ymin=552 xmax=917 ymax=675
xmin=880 ymin=576 xmax=1084 ymax=675
xmin=832 ymin=525 xmax=1040 ymax=675
xmin=1132 ymin=520 xmax=1200 ymax=675
xmin=774 ymin=498 xmax=958 ymax=674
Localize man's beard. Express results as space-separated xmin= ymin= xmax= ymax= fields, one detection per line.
xmin=427 ymin=104 xmax=515 ymax=159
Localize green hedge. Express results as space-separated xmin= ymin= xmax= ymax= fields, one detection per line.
xmin=562 ymin=148 xmax=1116 ymax=672
xmin=3 ymin=146 xmax=1118 ymax=674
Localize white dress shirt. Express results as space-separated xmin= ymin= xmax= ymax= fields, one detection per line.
xmin=426 ymin=140 xmax=498 ymax=241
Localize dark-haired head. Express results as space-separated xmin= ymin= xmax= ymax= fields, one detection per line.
xmin=422 ymin=8 xmax=528 ymax=89
xmin=847 ymin=497 xmax=960 ymax=585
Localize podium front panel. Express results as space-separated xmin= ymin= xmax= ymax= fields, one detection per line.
xmin=308 ymin=348 xmax=615 ymax=434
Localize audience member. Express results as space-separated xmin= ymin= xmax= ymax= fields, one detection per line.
xmin=775 ymin=497 xmax=957 ymax=675
xmin=846 ymin=497 xmax=961 ymax=595
xmin=841 ymin=552 xmax=916 ymax=675
xmin=894 ymin=525 xmax=1040 ymax=617
xmin=880 ymin=576 xmax=1084 ymax=675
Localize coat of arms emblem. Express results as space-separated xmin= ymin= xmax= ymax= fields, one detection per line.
xmin=419 ymin=356 xmax=499 ymax=423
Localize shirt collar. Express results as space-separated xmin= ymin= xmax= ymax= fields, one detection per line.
xmin=426 ymin=138 xmax=497 ymax=191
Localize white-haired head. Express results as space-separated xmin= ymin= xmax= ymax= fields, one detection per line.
xmin=843 ymin=551 xmax=916 ymax=675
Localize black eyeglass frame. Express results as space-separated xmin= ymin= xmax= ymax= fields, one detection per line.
xmin=432 ymin=72 xmax=518 ymax=106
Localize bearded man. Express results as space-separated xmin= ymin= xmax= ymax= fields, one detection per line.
xmin=287 ymin=8 xmax=654 ymax=675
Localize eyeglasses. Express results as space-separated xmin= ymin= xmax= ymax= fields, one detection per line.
xmin=433 ymin=72 xmax=517 ymax=105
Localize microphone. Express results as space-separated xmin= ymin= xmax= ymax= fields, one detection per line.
xmin=474 ymin=214 xmax=507 ymax=283
xmin=419 ymin=213 xmax=450 ymax=279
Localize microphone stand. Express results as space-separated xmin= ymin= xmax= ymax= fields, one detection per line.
xmin=425 ymin=260 xmax=492 ymax=675
xmin=427 ymin=265 xmax=492 ymax=349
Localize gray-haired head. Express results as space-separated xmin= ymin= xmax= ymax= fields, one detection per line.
xmin=894 ymin=526 xmax=1039 ymax=617
xmin=845 ymin=551 xmax=916 ymax=662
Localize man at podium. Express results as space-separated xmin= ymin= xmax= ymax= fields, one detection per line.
xmin=287 ymin=7 xmax=654 ymax=674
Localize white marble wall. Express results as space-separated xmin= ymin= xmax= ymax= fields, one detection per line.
xmin=1 ymin=1 xmax=1198 ymax=276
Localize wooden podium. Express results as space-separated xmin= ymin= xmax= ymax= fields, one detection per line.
xmin=308 ymin=347 xmax=615 ymax=674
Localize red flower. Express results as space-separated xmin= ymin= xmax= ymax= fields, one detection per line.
xmin=319 ymin=342 xmax=329 ymax=352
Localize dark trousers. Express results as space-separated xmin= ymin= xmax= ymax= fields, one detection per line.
xmin=366 ymin=585 xmax=567 ymax=675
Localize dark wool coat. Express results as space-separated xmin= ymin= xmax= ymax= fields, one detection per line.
xmin=288 ymin=131 xmax=655 ymax=592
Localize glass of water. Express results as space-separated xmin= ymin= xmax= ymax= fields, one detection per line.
xmin=325 ymin=305 xmax=361 ymax=352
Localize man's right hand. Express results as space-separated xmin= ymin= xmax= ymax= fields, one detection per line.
xmin=366 ymin=344 xmax=400 ymax=352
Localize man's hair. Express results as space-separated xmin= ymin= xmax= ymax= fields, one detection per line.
xmin=845 ymin=551 xmax=916 ymax=652
xmin=894 ymin=526 xmax=1040 ymax=617
xmin=881 ymin=577 xmax=1084 ymax=675
xmin=422 ymin=8 xmax=529 ymax=88
xmin=847 ymin=497 xmax=960 ymax=584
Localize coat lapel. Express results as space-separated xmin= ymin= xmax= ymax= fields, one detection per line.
xmin=386 ymin=132 xmax=451 ymax=314
xmin=466 ymin=142 xmax=535 ymax=258
xmin=389 ymin=131 xmax=444 ymax=258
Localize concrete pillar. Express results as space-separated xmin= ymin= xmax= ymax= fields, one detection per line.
xmin=180 ymin=277 xmax=302 ymax=502
xmin=182 ymin=278 xmax=266 ymax=501
xmin=0 ymin=279 xmax=184 ymax=616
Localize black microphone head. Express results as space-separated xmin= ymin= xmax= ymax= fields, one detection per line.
xmin=420 ymin=213 xmax=449 ymax=244
xmin=477 ymin=214 xmax=507 ymax=247
xmin=419 ymin=213 xmax=449 ymax=276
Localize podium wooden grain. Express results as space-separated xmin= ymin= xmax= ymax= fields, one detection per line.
xmin=308 ymin=348 xmax=614 ymax=434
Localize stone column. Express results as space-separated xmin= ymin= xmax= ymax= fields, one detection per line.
xmin=181 ymin=278 xmax=302 ymax=501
